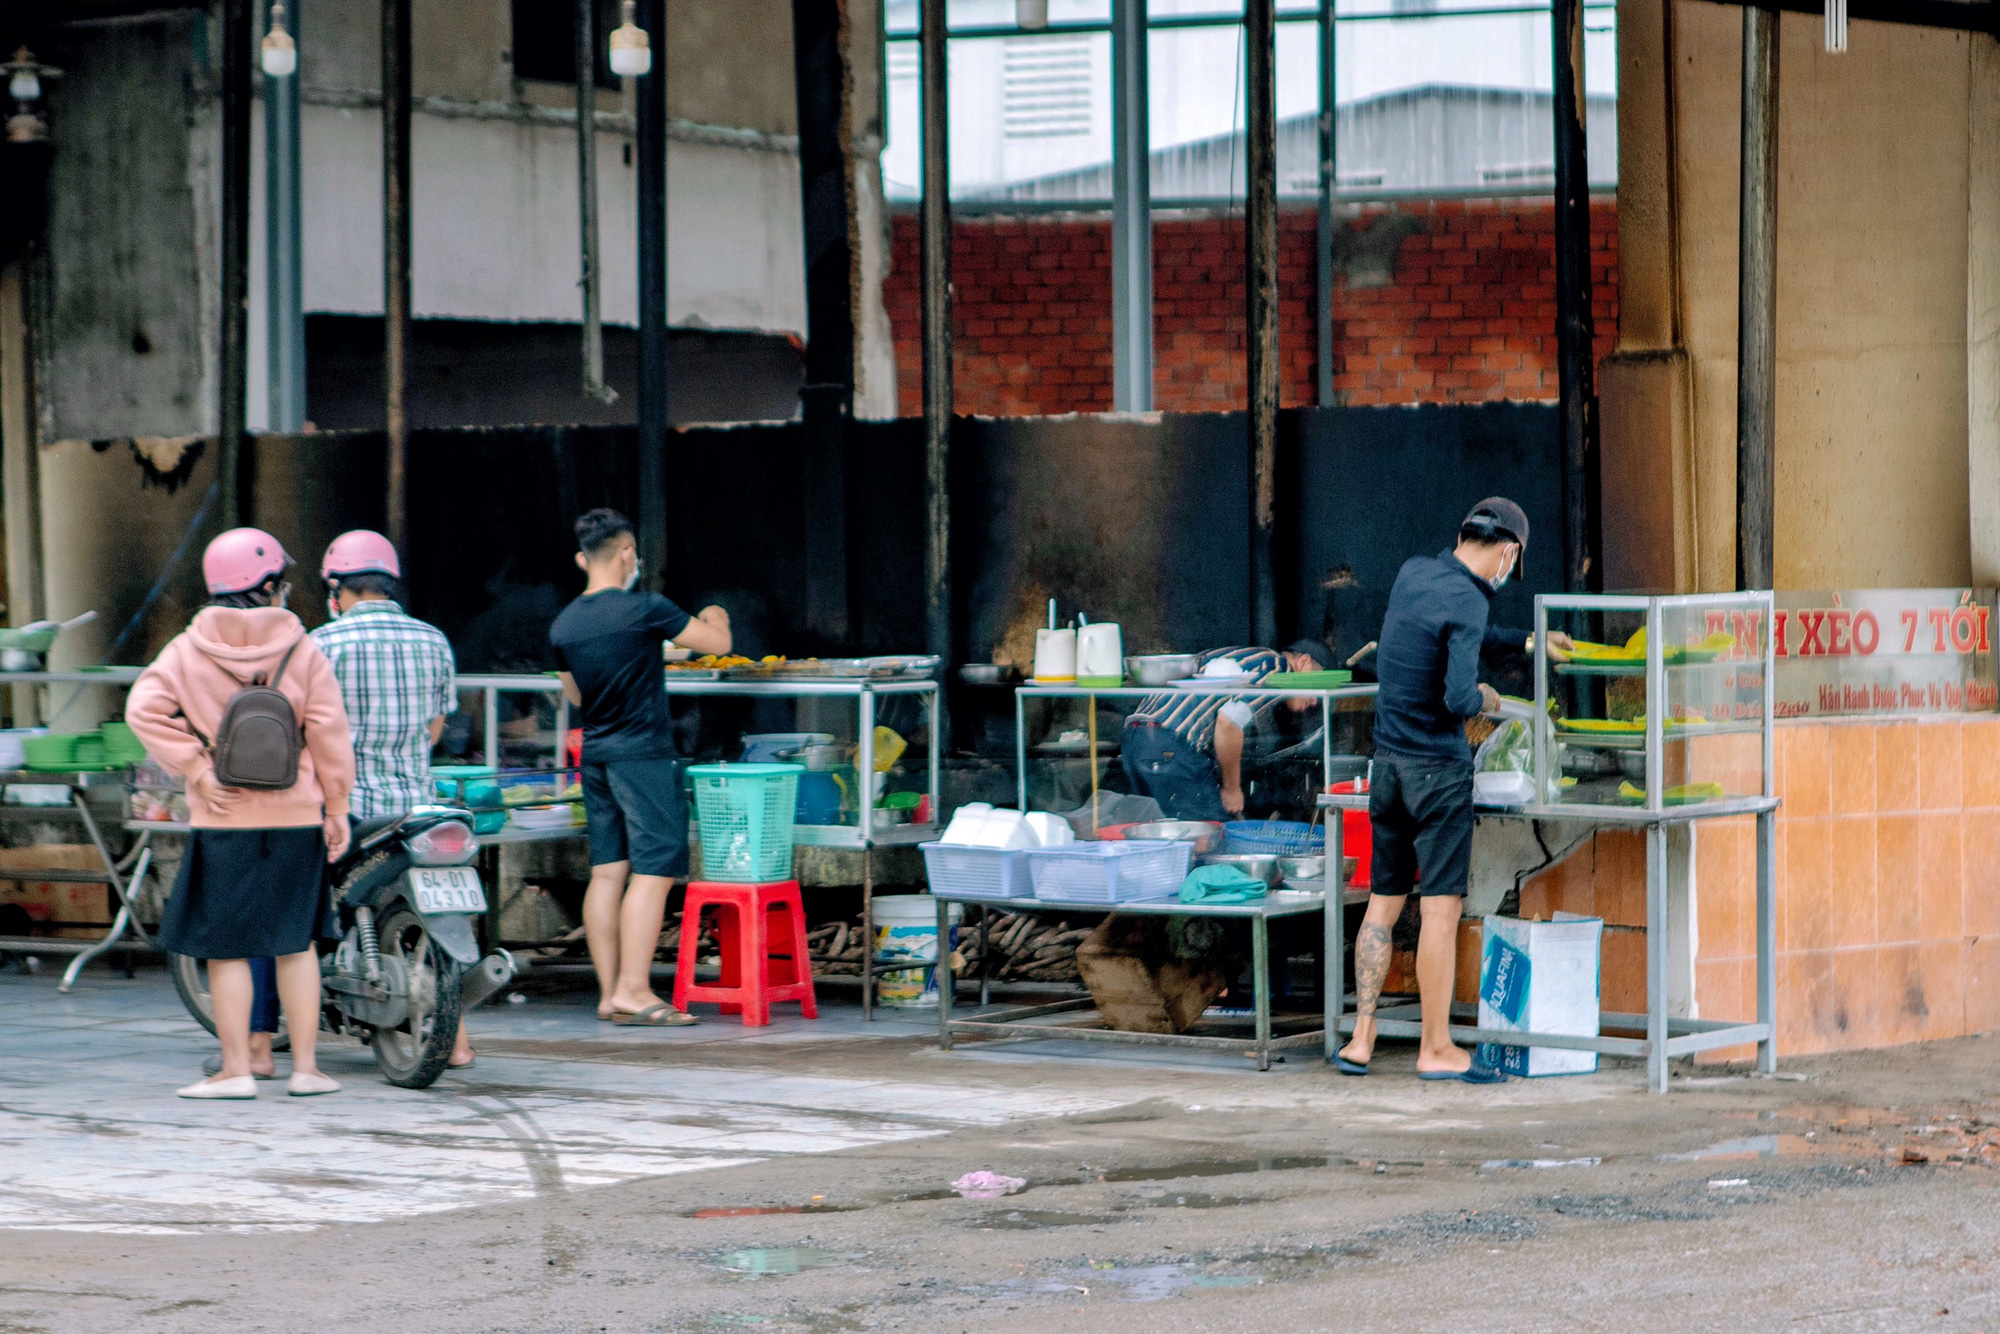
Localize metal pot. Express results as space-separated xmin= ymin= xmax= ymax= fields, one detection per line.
xmin=1277 ymin=854 xmax=1324 ymax=881
xmin=779 ymin=743 xmax=849 ymax=772
xmin=1125 ymin=653 xmax=1200 ymax=687
xmin=1122 ymin=819 xmax=1227 ymax=854
xmin=1197 ymin=852 xmax=1282 ymax=887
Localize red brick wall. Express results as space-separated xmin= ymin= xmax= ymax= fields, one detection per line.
xmin=882 ymin=197 xmax=1618 ymax=417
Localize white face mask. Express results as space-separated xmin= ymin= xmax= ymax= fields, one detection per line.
xmin=1489 ymin=547 xmax=1519 ymax=590
xmin=622 ymin=555 xmax=643 ymax=592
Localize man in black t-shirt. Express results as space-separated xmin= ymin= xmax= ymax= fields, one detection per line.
xmin=552 ymin=508 xmax=733 ymax=1027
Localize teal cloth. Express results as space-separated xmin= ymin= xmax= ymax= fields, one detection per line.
xmin=1177 ymin=864 xmax=1269 ymax=905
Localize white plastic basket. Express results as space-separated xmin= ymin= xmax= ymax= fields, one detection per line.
xmin=920 ymin=842 xmax=1032 ymax=900
xmin=1026 ymin=840 xmax=1192 ymax=904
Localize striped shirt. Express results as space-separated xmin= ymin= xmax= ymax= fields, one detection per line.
xmin=1125 ymin=647 xmax=1284 ymax=753
xmin=310 ymin=600 xmax=457 ymax=821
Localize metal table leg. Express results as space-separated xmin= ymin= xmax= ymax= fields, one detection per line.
xmin=936 ymin=893 xmax=953 ymax=1049
xmin=1645 ymin=820 xmax=1670 ymax=1093
xmin=1755 ymin=807 xmax=1778 ymax=1074
xmin=979 ymin=906 xmax=992 ymax=1006
xmin=1324 ymin=858 xmax=1347 ymax=1062
xmin=861 ymin=848 xmax=874 ymax=1021
xmin=1252 ymin=910 xmax=1272 ymax=1071
xmin=59 ymin=801 xmax=155 ymax=993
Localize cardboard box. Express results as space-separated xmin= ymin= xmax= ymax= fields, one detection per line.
xmin=1476 ymin=912 xmax=1603 ymax=1077
xmin=0 ymin=844 xmax=112 ymax=929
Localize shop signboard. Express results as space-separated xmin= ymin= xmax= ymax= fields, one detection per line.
xmin=1755 ymin=590 xmax=2000 ymax=719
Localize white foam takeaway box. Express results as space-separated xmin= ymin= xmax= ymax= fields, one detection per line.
xmin=939 ymin=803 xmax=1035 ymax=850
xmin=1476 ymin=912 xmax=1603 ymax=1077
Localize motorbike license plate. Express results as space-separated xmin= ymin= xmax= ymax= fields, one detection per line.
xmin=409 ymin=867 xmax=487 ymax=914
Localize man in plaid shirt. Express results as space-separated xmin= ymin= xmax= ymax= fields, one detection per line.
xmin=311 ymin=530 xmax=473 ymax=1067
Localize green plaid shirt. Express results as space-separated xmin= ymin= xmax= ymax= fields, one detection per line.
xmin=310 ymin=600 xmax=457 ymax=821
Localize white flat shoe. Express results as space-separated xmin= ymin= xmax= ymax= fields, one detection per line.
xmin=287 ymin=1072 xmax=341 ymax=1097
xmin=178 ymin=1075 xmax=257 ymax=1100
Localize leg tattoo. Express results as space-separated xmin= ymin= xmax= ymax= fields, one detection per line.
xmin=1353 ymin=922 xmax=1393 ymax=1020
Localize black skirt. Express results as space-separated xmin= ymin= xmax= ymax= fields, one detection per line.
xmin=157 ymin=826 xmax=334 ymax=960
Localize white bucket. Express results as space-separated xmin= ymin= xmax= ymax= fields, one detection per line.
xmin=874 ymin=894 xmax=963 ymax=1008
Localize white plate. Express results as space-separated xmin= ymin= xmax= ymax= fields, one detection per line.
xmin=408 ymin=866 xmax=487 ymax=914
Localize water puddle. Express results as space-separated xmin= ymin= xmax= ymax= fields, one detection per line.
xmin=1130 ymin=1190 xmax=1262 ymax=1209
xmin=1009 ymin=1265 xmax=1267 ymax=1302
xmin=1481 ymin=1157 xmax=1602 ymax=1170
xmin=982 ymin=1209 xmax=1125 ymax=1229
xmin=1659 ymin=1134 xmax=1836 ymax=1162
xmin=719 ymin=1247 xmax=841 ymax=1275
xmin=691 ymin=1205 xmax=854 ymax=1219
xmin=1096 ymin=1155 xmax=1345 ymax=1184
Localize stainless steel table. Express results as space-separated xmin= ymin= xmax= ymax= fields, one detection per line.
xmin=1320 ymin=791 xmax=1781 ymax=1093
xmin=0 ymin=772 xmax=156 ymax=991
xmin=933 ymin=886 xmax=1367 ymax=1071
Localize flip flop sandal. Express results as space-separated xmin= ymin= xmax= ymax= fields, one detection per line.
xmin=1329 ymin=1055 xmax=1370 ymax=1077
xmin=1418 ymin=1063 xmax=1507 ymax=1084
xmin=611 ymin=1003 xmax=698 ymax=1027
xmin=448 ymin=1054 xmax=476 ymax=1069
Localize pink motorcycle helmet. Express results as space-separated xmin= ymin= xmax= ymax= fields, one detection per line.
xmin=202 ymin=528 xmax=292 ymax=596
xmin=320 ymin=529 xmax=401 ymax=582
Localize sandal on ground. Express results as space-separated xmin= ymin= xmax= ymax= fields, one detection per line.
xmin=177 ymin=1075 xmax=257 ymax=1100
xmin=1330 ymin=1054 xmax=1370 ymax=1076
xmin=1418 ymin=1062 xmax=1507 ymax=1084
xmin=448 ymin=1052 xmax=476 ymax=1069
xmin=611 ymin=1003 xmax=697 ymax=1027
xmin=203 ymin=1055 xmax=278 ymax=1079
xmin=287 ymin=1071 xmax=342 ymax=1097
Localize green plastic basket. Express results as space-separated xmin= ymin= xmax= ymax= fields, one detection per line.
xmin=687 ymin=762 xmax=803 ymax=882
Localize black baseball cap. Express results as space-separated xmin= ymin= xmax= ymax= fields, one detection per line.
xmin=1462 ymin=497 xmax=1529 ymax=550
xmin=1283 ymin=638 xmax=1336 ymax=671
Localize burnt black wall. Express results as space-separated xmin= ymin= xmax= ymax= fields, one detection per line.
xmin=241 ymin=402 xmax=1558 ymax=674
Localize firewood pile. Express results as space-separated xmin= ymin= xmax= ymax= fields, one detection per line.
xmin=806 ymin=910 xmax=1097 ymax=984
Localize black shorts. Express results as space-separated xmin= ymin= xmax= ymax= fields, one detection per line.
xmin=1368 ymin=752 xmax=1474 ymax=898
xmin=581 ymin=756 xmax=690 ymax=878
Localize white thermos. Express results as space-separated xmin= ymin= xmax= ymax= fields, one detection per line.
xmin=1076 ymin=622 xmax=1124 ymax=686
xmin=1033 ymin=628 xmax=1077 ymax=681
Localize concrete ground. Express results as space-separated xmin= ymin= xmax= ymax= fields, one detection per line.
xmin=3 ymin=960 xmax=2000 ymax=1332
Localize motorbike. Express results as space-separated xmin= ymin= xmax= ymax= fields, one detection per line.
xmin=170 ymin=805 xmax=519 ymax=1089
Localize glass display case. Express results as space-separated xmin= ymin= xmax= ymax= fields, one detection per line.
xmin=1532 ymin=592 xmax=1776 ymax=814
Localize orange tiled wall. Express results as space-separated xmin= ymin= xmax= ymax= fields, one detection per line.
xmin=1516 ymin=715 xmax=2000 ymax=1059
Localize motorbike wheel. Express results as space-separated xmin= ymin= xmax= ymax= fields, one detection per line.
xmin=167 ymin=952 xmax=291 ymax=1050
xmin=369 ymin=905 xmax=463 ymax=1089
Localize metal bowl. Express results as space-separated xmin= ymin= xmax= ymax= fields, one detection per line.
xmin=1277 ymin=854 xmax=1324 ymax=881
xmin=1123 ymin=819 xmax=1227 ymax=854
xmin=1125 ymin=653 xmax=1201 ymax=686
xmin=1197 ymin=852 xmax=1282 ymax=887
xmin=958 ymin=663 xmax=1017 ymax=684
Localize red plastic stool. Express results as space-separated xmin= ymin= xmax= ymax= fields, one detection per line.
xmin=1330 ymin=779 xmax=1373 ymax=889
xmin=672 ymin=880 xmax=818 ymax=1026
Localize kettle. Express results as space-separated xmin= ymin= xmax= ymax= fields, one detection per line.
xmin=1076 ymin=622 xmax=1124 ymax=686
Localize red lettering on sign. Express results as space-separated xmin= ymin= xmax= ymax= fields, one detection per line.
xmin=1798 ymin=610 xmax=1829 ymax=657
xmin=1980 ymin=606 xmax=1993 ymax=654
xmin=1951 ymin=608 xmax=1978 ymax=654
xmin=1931 ymin=608 xmax=1952 ymax=652
xmin=1730 ymin=610 xmax=1764 ymax=660
xmin=1826 ymin=609 xmax=1852 ymax=656
xmin=1852 ymin=610 xmax=1880 ymax=655
xmin=1902 ymin=609 xmax=1921 ymax=653
xmin=1774 ymin=611 xmax=1790 ymax=657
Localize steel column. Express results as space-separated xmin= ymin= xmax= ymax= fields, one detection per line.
xmin=1315 ymin=0 xmax=1337 ymax=407
xmin=265 ymin=0 xmax=306 ymax=434
xmin=576 ymin=0 xmax=613 ymax=404
xmin=219 ymin=0 xmax=254 ymax=528
xmin=635 ymin=0 xmax=670 ymax=588
xmin=1735 ymin=4 xmax=1779 ymax=592
xmin=1246 ymin=0 xmax=1278 ymax=648
xmin=919 ymin=0 xmax=952 ymax=665
xmin=382 ymin=0 xmax=411 ymax=552
xmin=1552 ymin=0 xmax=1598 ymax=592
xmin=793 ymin=0 xmax=857 ymax=648
xmin=1111 ymin=0 xmax=1152 ymax=412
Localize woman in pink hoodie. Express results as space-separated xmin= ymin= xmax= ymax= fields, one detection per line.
xmin=126 ymin=529 xmax=356 ymax=1100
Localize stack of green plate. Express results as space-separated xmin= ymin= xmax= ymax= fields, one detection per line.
xmin=22 ymin=733 xmax=80 ymax=771
xmin=101 ymin=721 xmax=148 ymax=766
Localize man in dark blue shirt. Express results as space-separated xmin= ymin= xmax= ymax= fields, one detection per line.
xmin=553 ymin=508 xmax=732 ymax=1028
xmin=1333 ymin=498 xmax=1569 ymax=1083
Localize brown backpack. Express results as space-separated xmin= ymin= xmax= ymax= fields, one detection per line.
xmin=192 ymin=639 xmax=305 ymax=790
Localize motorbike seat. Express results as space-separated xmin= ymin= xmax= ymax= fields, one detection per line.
xmin=351 ymin=812 xmax=407 ymax=848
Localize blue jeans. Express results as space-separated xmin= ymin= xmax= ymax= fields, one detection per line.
xmin=1119 ymin=721 xmax=1226 ymax=822
xmin=247 ymin=956 xmax=279 ymax=1034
